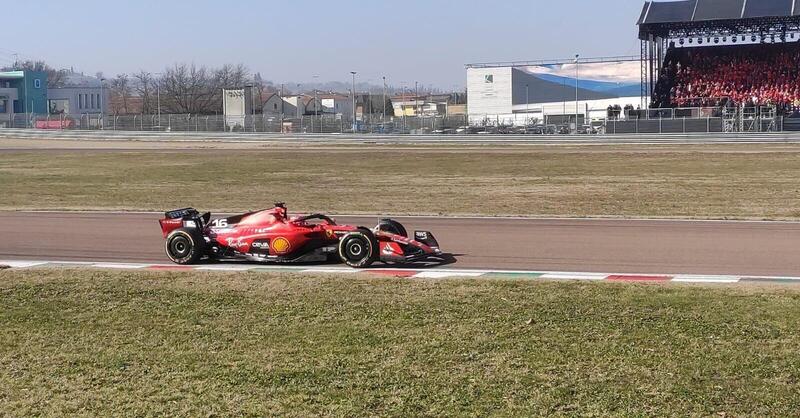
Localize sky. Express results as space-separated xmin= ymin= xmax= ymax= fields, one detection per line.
xmin=1 ymin=0 xmax=646 ymax=89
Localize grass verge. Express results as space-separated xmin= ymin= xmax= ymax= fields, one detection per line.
xmin=1 ymin=268 xmax=799 ymax=416
xmin=3 ymin=144 xmax=800 ymax=218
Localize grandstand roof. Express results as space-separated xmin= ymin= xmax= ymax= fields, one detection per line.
xmin=638 ymin=0 xmax=800 ymax=26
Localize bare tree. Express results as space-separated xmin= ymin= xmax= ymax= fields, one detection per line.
xmin=133 ymin=71 xmax=155 ymax=114
xmin=156 ymin=63 xmax=250 ymax=114
xmin=109 ymin=74 xmax=131 ymax=114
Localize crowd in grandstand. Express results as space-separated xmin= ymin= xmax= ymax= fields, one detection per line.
xmin=653 ymin=43 xmax=800 ymax=112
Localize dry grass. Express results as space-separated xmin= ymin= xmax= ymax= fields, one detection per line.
xmin=1 ymin=268 xmax=800 ymax=416
xmin=2 ymin=144 xmax=800 ymax=218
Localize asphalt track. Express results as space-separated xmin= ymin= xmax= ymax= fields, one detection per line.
xmin=2 ymin=211 xmax=800 ymax=277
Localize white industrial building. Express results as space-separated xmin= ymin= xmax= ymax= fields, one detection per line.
xmin=466 ymin=57 xmax=647 ymax=126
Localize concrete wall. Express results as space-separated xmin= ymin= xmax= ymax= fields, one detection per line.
xmin=47 ymin=87 xmax=108 ymax=115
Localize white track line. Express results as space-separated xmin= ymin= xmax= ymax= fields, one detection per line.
xmin=413 ymin=271 xmax=484 ymax=279
xmin=92 ymin=263 xmax=150 ymax=269
xmin=672 ymin=275 xmax=741 ymax=284
xmin=539 ymin=272 xmax=610 ymax=281
xmin=3 ymin=259 xmax=798 ymax=285
xmin=1 ymin=261 xmax=50 ymax=268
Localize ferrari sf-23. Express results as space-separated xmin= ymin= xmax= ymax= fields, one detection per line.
xmin=158 ymin=203 xmax=447 ymax=268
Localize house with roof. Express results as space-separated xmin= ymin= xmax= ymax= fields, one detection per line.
xmin=47 ymin=73 xmax=108 ymax=116
xmin=0 ymin=70 xmax=48 ymax=125
xmin=318 ymin=93 xmax=353 ymax=116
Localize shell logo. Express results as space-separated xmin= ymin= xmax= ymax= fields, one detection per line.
xmin=271 ymin=237 xmax=292 ymax=254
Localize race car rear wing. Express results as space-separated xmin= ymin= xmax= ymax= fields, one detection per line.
xmin=165 ymin=208 xmax=200 ymax=220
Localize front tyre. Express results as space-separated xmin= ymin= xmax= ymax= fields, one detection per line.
xmin=165 ymin=228 xmax=204 ymax=265
xmin=338 ymin=228 xmax=378 ymax=268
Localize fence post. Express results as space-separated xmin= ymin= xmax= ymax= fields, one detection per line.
xmin=707 ymin=116 xmax=710 ymax=133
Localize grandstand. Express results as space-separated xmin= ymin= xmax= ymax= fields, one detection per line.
xmin=465 ymin=0 xmax=800 ymax=133
xmin=639 ymin=0 xmax=800 ymax=114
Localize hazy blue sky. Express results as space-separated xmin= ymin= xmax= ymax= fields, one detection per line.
xmin=1 ymin=0 xmax=646 ymax=88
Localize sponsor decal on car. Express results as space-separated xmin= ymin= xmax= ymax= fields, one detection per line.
xmin=382 ymin=242 xmax=402 ymax=255
xmin=226 ymin=237 xmax=248 ymax=249
xmin=210 ymin=219 xmax=229 ymax=228
xmin=271 ymin=237 xmax=292 ymax=254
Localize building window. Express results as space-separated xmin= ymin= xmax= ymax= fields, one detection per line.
xmin=90 ymin=94 xmax=95 ymax=109
xmin=79 ymin=94 xmax=84 ymax=109
xmin=0 ymin=100 xmax=6 ymax=113
xmin=34 ymin=79 xmax=41 ymax=89
xmin=96 ymin=94 xmax=101 ymax=109
xmin=485 ymin=75 xmax=494 ymax=83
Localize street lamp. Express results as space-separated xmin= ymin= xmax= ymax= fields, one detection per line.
xmin=525 ymin=83 xmax=529 ymax=134
xmin=350 ymin=71 xmax=357 ymax=132
xmin=100 ymin=78 xmax=106 ymax=130
xmin=401 ymin=82 xmax=407 ymax=132
xmin=574 ymin=54 xmax=580 ymax=133
xmin=383 ymin=77 xmax=388 ymax=123
xmin=313 ymin=75 xmax=319 ymax=133
xmin=152 ymin=72 xmax=163 ymax=129
xmin=414 ymin=81 xmax=419 ymax=117
xmin=245 ymin=83 xmax=256 ymax=132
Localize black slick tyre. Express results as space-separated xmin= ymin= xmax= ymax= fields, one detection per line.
xmin=165 ymin=228 xmax=204 ymax=265
xmin=338 ymin=228 xmax=378 ymax=268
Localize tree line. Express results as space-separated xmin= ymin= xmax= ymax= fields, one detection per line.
xmin=109 ymin=64 xmax=278 ymax=115
xmin=5 ymin=60 xmax=434 ymax=116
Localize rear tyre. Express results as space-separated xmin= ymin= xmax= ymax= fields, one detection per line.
xmin=377 ymin=218 xmax=408 ymax=237
xmin=338 ymin=228 xmax=378 ymax=268
xmin=165 ymin=228 xmax=204 ymax=265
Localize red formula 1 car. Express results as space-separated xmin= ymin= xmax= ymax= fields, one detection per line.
xmin=158 ymin=203 xmax=447 ymax=268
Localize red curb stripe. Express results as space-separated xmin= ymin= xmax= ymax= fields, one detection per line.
xmin=147 ymin=265 xmax=194 ymax=271
xmin=606 ymin=275 xmax=672 ymax=282
xmin=365 ymin=270 xmax=419 ymax=277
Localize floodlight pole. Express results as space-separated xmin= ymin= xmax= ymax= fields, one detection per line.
xmin=313 ymin=75 xmax=319 ymax=133
xmin=100 ymin=78 xmax=106 ymax=130
xmin=280 ymin=83 xmax=285 ymax=133
xmin=525 ymin=83 xmax=529 ymax=134
xmin=251 ymin=84 xmax=256 ymax=132
xmin=351 ymin=71 xmax=357 ymax=132
xmin=154 ymin=72 xmax=162 ymax=129
xmin=414 ymin=81 xmax=422 ymax=116
xmin=383 ymin=76 xmax=386 ymax=123
xmin=157 ymin=83 xmax=161 ymax=128
xmin=575 ymin=54 xmax=580 ymax=133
